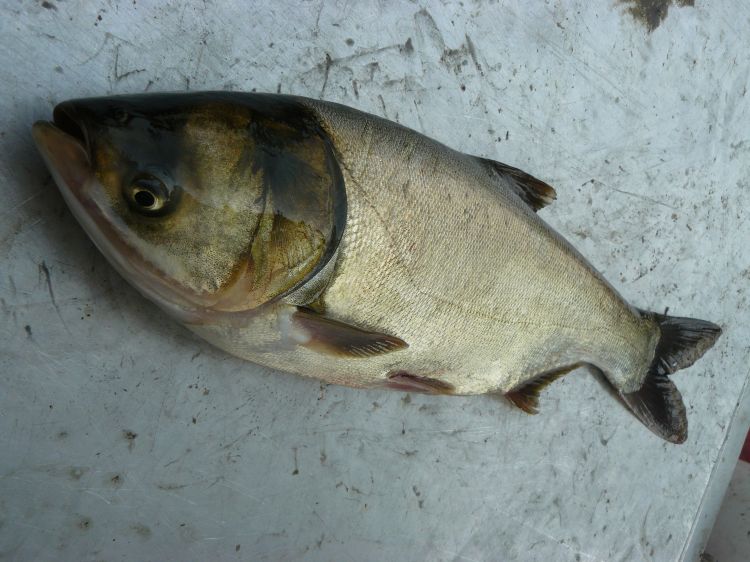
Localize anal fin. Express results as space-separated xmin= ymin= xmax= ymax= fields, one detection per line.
xmin=291 ymin=307 xmax=408 ymax=358
xmin=506 ymin=364 xmax=580 ymax=414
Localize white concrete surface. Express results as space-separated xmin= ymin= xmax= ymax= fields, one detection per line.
xmin=705 ymin=460 xmax=750 ymax=562
xmin=1 ymin=1 xmax=749 ymax=561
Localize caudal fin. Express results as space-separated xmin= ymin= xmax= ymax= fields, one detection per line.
xmin=620 ymin=312 xmax=722 ymax=444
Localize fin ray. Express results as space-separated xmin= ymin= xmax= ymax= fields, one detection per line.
xmin=620 ymin=372 xmax=687 ymax=444
xmin=291 ymin=307 xmax=408 ymax=358
xmin=506 ymin=364 xmax=580 ymax=414
xmin=640 ymin=310 xmax=722 ymax=375
xmin=612 ymin=311 xmax=721 ymax=444
xmin=477 ymin=157 xmax=556 ymax=211
xmin=381 ymin=372 xmax=455 ymax=395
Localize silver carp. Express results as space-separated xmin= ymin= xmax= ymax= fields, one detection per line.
xmin=32 ymin=93 xmax=721 ymax=443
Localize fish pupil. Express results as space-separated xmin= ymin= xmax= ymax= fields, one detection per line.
xmin=133 ymin=189 xmax=156 ymax=208
xmin=113 ymin=108 xmax=129 ymax=124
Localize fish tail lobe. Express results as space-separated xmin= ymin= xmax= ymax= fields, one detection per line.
xmin=619 ymin=311 xmax=722 ymax=444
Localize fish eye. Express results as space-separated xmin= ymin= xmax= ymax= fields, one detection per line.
xmin=113 ymin=108 xmax=129 ymax=124
xmin=124 ymin=172 xmax=178 ymax=216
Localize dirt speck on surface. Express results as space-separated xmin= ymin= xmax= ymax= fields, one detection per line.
xmin=619 ymin=0 xmax=695 ymax=32
xmin=68 ymin=467 xmax=87 ymax=481
xmin=123 ymin=430 xmax=138 ymax=451
xmin=130 ymin=523 xmax=152 ymax=538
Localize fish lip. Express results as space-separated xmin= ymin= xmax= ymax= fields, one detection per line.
xmin=32 ymin=102 xmax=91 ymax=179
xmin=32 ymin=101 xmax=96 ymax=201
xmin=53 ymin=101 xmax=89 ymax=151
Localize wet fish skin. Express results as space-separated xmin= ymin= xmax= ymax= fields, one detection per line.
xmin=31 ymin=92 xmax=721 ymax=444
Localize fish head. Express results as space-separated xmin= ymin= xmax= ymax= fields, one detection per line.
xmin=32 ymin=93 xmax=346 ymax=323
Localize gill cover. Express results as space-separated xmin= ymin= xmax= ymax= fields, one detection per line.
xmin=34 ymin=93 xmax=347 ymax=318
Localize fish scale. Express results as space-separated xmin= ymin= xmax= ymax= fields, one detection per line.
xmin=309 ymin=99 xmax=651 ymax=390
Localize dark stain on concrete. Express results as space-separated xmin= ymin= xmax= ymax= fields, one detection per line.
xmin=465 ymin=35 xmax=483 ymax=75
xmin=123 ymin=430 xmax=138 ymax=451
xmin=415 ymin=9 xmax=483 ymax=76
xmin=39 ymin=260 xmax=66 ymax=328
xmin=130 ymin=523 xmax=152 ymax=539
xmin=156 ymin=482 xmax=189 ymax=491
xmin=619 ymin=0 xmax=695 ymax=32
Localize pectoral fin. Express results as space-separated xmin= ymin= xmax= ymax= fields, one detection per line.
xmin=506 ymin=364 xmax=581 ymax=414
xmin=290 ymin=307 xmax=408 ymax=358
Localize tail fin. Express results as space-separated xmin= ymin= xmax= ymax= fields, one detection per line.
xmin=619 ymin=312 xmax=722 ymax=444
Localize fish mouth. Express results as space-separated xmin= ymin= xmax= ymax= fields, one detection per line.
xmin=53 ymin=102 xmax=89 ymax=149
xmin=32 ymin=104 xmax=91 ymax=200
xmin=32 ymin=103 xmax=245 ymax=324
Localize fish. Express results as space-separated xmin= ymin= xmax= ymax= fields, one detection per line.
xmin=32 ymin=92 xmax=721 ymax=444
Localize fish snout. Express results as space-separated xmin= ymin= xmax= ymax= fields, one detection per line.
xmin=32 ymin=102 xmax=93 ymax=197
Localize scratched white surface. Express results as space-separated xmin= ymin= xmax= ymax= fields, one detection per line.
xmin=1 ymin=1 xmax=749 ymax=561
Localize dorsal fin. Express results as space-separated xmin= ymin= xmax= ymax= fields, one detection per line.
xmin=477 ymin=157 xmax=556 ymax=211
xmin=506 ymin=364 xmax=581 ymax=414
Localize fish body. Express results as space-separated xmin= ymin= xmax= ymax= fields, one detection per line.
xmin=32 ymin=93 xmax=721 ymax=443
